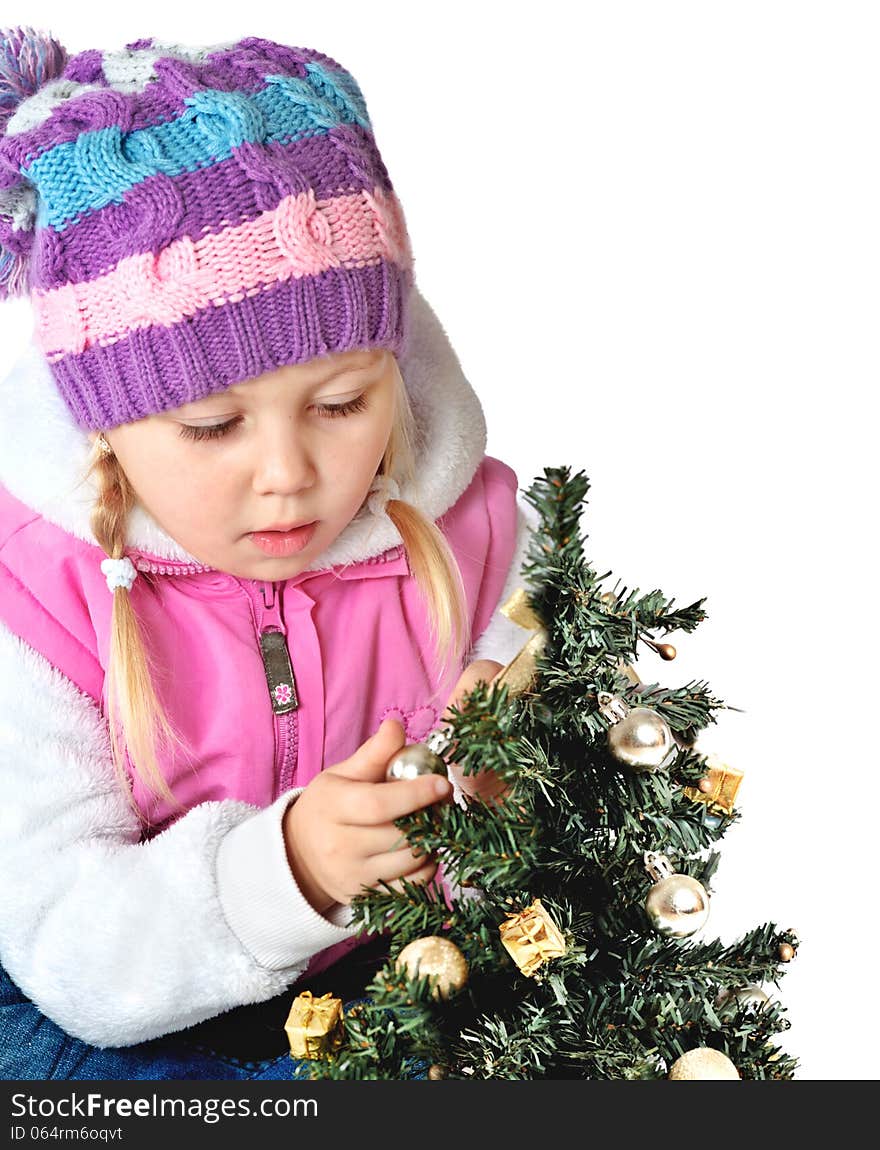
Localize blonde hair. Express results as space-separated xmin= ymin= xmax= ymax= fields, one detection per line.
xmin=87 ymin=362 xmax=470 ymax=804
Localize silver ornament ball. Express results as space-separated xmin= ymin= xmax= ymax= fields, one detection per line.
xmin=385 ymin=742 xmax=448 ymax=782
xmin=645 ymin=873 xmax=710 ymax=937
xmin=607 ymin=706 xmax=675 ymax=772
xmin=717 ymin=984 xmax=771 ymax=1014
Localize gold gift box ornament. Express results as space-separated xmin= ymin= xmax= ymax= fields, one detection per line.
xmin=284 ymin=990 xmax=345 ymax=1060
xmin=494 ymin=588 xmax=548 ymax=697
xmin=683 ymin=753 xmax=744 ymax=815
xmin=499 ymin=898 xmax=567 ymax=978
xmin=496 ymin=587 xmax=639 ymax=697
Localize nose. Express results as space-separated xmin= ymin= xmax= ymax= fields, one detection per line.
xmin=250 ymin=422 xmax=317 ymax=496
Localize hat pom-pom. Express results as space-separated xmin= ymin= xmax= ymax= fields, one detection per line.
xmin=0 ymin=28 xmax=66 ymax=299
xmin=0 ymin=193 xmax=35 ymax=297
xmin=0 ymin=26 xmax=68 ymax=132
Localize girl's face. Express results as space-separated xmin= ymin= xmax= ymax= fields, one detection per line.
xmin=98 ymin=348 xmax=399 ymax=580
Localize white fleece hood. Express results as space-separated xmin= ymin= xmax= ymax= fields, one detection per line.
xmin=0 ymin=287 xmax=487 ymax=569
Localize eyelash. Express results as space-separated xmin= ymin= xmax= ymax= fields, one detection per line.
xmin=177 ymin=394 xmax=369 ymax=442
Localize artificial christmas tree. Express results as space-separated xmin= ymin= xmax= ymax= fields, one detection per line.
xmin=290 ymin=466 xmax=798 ymax=1080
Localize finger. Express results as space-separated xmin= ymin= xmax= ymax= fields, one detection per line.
xmin=442 ymin=659 xmax=504 ymax=721
xmin=337 ymin=771 xmax=451 ymax=826
xmin=339 ymin=845 xmax=436 ymax=902
xmin=326 ymin=719 xmax=407 ymax=783
xmin=454 ymin=769 xmax=512 ymax=806
xmin=382 ymin=858 xmax=439 ymax=894
xmin=335 ymin=822 xmax=422 ymax=858
xmin=367 ymin=843 xmax=435 ymax=885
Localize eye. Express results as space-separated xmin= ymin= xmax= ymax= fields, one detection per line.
xmin=176 ymin=394 xmax=369 ymax=442
xmin=178 ymin=417 xmax=243 ymax=442
xmin=313 ymin=394 xmax=368 ymax=419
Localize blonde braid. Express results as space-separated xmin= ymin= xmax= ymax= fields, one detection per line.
xmin=87 ymin=440 xmax=184 ymax=811
xmin=380 ymin=369 xmax=470 ymax=681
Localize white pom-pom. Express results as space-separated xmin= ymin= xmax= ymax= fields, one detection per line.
xmin=100 ymin=556 xmax=138 ymax=593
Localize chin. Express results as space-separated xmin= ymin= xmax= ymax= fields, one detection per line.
xmin=240 ymin=554 xmax=312 ymax=581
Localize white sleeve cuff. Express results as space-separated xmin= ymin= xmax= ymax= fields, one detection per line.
xmin=471 ymin=497 xmax=539 ymax=665
xmin=216 ymin=789 xmax=358 ymax=971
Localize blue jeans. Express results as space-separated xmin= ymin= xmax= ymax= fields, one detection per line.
xmin=0 ymin=939 xmax=389 ymax=1081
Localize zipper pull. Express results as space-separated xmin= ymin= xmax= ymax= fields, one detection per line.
xmin=257 ymin=582 xmax=297 ymax=714
xmin=260 ymin=631 xmax=299 ymax=715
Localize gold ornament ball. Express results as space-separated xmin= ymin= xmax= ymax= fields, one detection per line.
xmin=386 ymin=743 xmax=448 ymax=782
xmin=607 ymin=706 xmax=675 ymax=772
xmin=428 ymin=1064 xmax=447 ymax=1080
xmin=645 ymin=873 xmax=710 ymax=937
xmin=656 ymin=643 xmax=677 ymax=661
xmin=778 ymin=942 xmax=795 ymax=962
xmin=668 ymin=1047 xmax=740 ymax=1080
xmin=395 ymin=936 xmax=469 ymax=999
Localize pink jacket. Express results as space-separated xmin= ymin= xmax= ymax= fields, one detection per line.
xmin=0 ymin=455 xmax=517 ymax=826
xmin=0 ymin=289 xmax=535 ymax=1046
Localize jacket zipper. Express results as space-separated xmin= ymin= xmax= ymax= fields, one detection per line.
xmin=135 ymin=565 xmax=302 ymax=798
xmin=134 ymin=558 xmax=212 ymax=576
xmin=130 ymin=549 xmax=400 ymax=800
xmin=257 ymin=581 xmax=300 ymax=799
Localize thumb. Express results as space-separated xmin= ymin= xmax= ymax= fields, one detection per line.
xmin=328 ymin=718 xmax=408 ymax=781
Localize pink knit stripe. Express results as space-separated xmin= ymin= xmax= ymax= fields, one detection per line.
xmin=33 ymin=185 xmax=412 ymax=360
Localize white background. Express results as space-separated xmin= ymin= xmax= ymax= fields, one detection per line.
xmin=1 ymin=2 xmax=875 ymax=1080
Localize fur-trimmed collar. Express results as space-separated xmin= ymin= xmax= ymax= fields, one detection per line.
xmin=0 ymin=289 xmax=487 ymax=570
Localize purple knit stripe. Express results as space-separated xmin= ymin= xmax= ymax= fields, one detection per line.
xmin=216 ymin=38 xmax=344 ymax=77
xmin=64 ymin=50 xmax=104 ymax=84
xmin=2 ymin=42 xmax=348 ymax=169
xmin=52 ymin=260 xmax=412 ymax=429
xmin=32 ymin=126 xmax=391 ymax=289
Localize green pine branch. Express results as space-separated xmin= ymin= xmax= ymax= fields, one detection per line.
xmin=297 ymin=466 xmax=798 ymax=1081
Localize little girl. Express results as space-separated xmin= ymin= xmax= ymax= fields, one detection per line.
xmin=0 ymin=30 xmax=533 ymax=1080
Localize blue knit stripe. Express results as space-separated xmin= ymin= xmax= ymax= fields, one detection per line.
xmin=24 ymin=62 xmax=372 ymax=230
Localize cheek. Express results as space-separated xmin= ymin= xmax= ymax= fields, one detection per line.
xmin=150 ymin=453 xmax=194 ymax=498
xmin=118 ymin=443 xmax=226 ymax=529
xmin=168 ymin=460 xmax=236 ymax=524
xmin=362 ymin=395 xmax=397 ymax=461
xmin=324 ymin=409 xmax=393 ymax=479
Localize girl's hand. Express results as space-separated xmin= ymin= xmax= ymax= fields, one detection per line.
xmin=282 ymin=719 xmax=451 ymax=914
xmin=442 ymin=659 xmax=509 ymax=805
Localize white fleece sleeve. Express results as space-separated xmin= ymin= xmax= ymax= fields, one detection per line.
xmin=470 ymin=496 xmax=540 ymax=666
xmin=0 ymin=622 xmax=357 ymax=1048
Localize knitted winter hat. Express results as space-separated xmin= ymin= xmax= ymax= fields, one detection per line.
xmin=0 ymin=29 xmax=414 ymax=430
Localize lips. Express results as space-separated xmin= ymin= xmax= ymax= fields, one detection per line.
xmin=248 ymin=521 xmax=317 ymax=558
